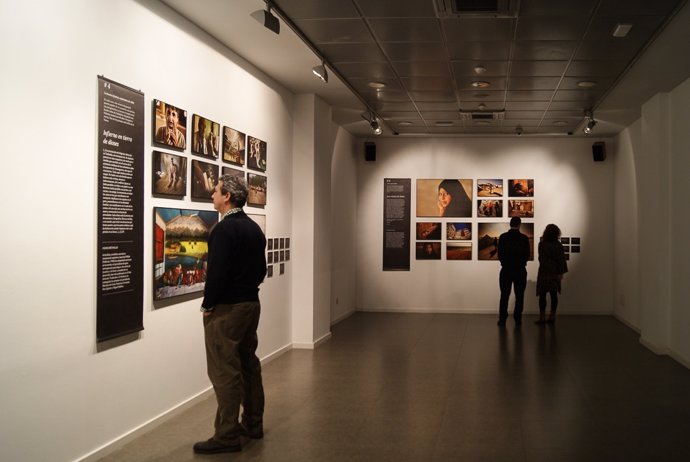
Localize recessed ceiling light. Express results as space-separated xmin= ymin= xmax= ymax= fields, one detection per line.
xmin=435 ymin=121 xmax=454 ymax=127
xmin=471 ymin=81 xmax=491 ymax=88
xmin=398 ymin=121 xmax=413 ymax=126
xmin=473 ymin=65 xmax=487 ymax=74
xmin=368 ymin=81 xmax=387 ymax=89
xmin=477 ymin=103 xmax=487 ymax=110
xmin=612 ymin=23 xmax=633 ymax=38
xmin=553 ymin=120 xmax=568 ymax=126
xmin=577 ymin=80 xmax=597 ymax=88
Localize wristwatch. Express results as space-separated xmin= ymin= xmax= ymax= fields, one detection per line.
xmin=200 ymin=306 xmax=214 ymax=313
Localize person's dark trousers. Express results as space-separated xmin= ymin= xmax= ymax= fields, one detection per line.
xmin=499 ymin=267 xmax=527 ymax=323
xmin=538 ymin=290 xmax=558 ymax=314
xmin=203 ymin=301 xmax=264 ymax=445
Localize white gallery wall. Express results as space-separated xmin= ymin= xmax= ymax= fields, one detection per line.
xmin=356 ymin=137 xmax=615 ymax=314
xmin=0 ymin=0 xmax=299 ymax=460
xmin=613 ymin=76 xmax=690 ymax=367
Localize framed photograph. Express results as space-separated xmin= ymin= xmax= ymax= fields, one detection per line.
xmin=477 ymin=179 xmax=503 ymax=197
xmin=477 ymin=222 xmax=534 ymax=261
xmin=416 ymin=242 xmax=441 ymax=260
xmin=416 ymin=222 xmax=442 ymax=240
xmin=247 ymin=173 xmax=267 ymax=207
xmin=477 ymin=222 xmax=506 ymax=261
xmin=222 ymin=126 xmax=246 ymax=166
xmin=279 ymin=238 xmax=285 ymax=249
xmin=508 ymin=199 xmax=534 ymax=218
xmin=267 ymin=265 xmax=273 ymax=277
xmin=247 ymin=135 xmax=267 ymax=171
xmin=267 ymin=252 xmax=273 ymax=264
xmin=248 ymin=213 xmax=266 ymax=234
xmin=508 ymin=179 xmax=534 ymax=197
xmin=191 ymin=114 xmax=220 ymax=160
xmin=153 ymin=99 xmax=187 ymax=150
xmin=571 ymin=237 xmax=581 ymax=245
xmin=286 ymin=238 xmax=290 ymax=248
xmin=286 ymin=250 xmax=290 ymax=261
xmin=280 ymin=250 xmax=285 ymax=262
xmin=267 ymin=238 xmax=273 ymax=251
xmin=153 ymin=208 xmax=218 ymax=301
xmin=447 ymin=242 xmax=472 ymax=260
xmin=152 ymin=151 xmax=186 ymax=197
xmin=447 ymin=222 xmax=472 ymax=240
xmin=191 ymin=159 xmax=218 ymax=201
xmin=571 ymin=245 xmax=581 ymax=253
xmin=561 ymin=237 xmax=571 ymax=244
xmin=279 ymin=263 xmax=284 ymax=275
xmin=222 ymin=166 xmax=245 ymax=180
xmin=477 ymin=199 xmax=503 ymax=217
xmin=416 ymin=179 xmax=473 ymax=217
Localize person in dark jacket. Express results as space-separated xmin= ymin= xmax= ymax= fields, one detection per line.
xmin=194 ymin=174 xmax=267 ymax=455
xmin=535 ymin=224 xmax=568 ymax=324
xmin=497 ymin=216 xmax=530 ymax=326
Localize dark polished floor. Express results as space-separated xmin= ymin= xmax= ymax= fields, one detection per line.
xmin=97 ymin=313 xmax=690 ymax=462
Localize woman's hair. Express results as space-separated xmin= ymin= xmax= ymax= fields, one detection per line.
xmin=542 ymin=223 xmax=561 ymax=242
xmin=438 ymin=179 xmax=471 ymax=216
xmin=219 ymin=174 xmax=248 ymax=207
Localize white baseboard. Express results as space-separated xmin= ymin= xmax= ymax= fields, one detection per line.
xmin=331 ymin=309 xmax=356 ymax=326
xmin=292 ymin=331 xmax=332 ymax=350
xmin=669 ymin=350 xmax=690 ymax=370
xmin=356 ymin=307 xmax=613 ymax=315
xmin=639 ymin=336 xmax=670 ymax=356
xmin=77 ymin=387 xmax=214 ymax=462
xmin=77 ymin=344 xmax=294 ymax=462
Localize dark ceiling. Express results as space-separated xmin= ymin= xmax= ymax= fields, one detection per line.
xmin=271 ymin=0 xmax=686 ymax=136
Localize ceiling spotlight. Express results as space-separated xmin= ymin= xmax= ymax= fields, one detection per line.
xmin=612 ymin=23 xmax=633 ymax=38
xmin=312 ymin=62 xmax=328 ymax=83
xmin=471 ymin=81 xmax=491 ymax=88
xmin=473 ymin=65 xmax=487 ymax=74
xmin=577 ymin=80 xmax=597 ymax=88
xmin=368 ymin=81 xmax=387 ymax=89
xmin=583 ymin=111 xmax=597 ymax=134
xmin=477 ymin=103 xmax=487 ymax=110
xmin=250 ymin=2 xmax=280 ymax=34
xmin=361 ymin=112 xmax=382 ymax=135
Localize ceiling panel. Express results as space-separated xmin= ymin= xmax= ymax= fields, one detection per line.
xmin=270 ymin=0 xmax=687 ymax=136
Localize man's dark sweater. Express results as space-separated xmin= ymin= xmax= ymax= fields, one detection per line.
xmin=202 ymin=210 xmax=266 ymax=308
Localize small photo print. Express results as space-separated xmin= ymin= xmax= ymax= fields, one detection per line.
xmin=280 ymin=263 xmax=284 ymax=275
xmin=222 ymin=126 xmax=246 ymax=166
xmin=191 ymin=114 xmax=220 ymax=160
xmin=267 ymin=252 xmax=273 ymax=264
xmin=571 ymin=237 xmax=581 ymax=245
xmin=267 ymin=265 xmax=273 ymax=277
xmin=508 ymin=199 xmax=534 ymax=218
xmin=416 ymin=222 xmax=442 ymax=240
xmin=447 ymin=242 xmax=472 ymax=260
xmin=447 ymin=222 xmax=472 ymax=240
xmin=286 ymin=250 xmax=290 ymax=261
xmin=222 ymin=166 xmax=245 ymax=180
xmin=571 ymin=245 xmax=581 ymax=253
xmin=416 ymin=242 xmax=441 ymax=260
xmin=152 ymin=151 xmax=186 ymax=197
xmin=477 ymin=199 xmax=503 ymax=218
xmin=286 ymin=238 xmax=290 ymax=248
xmin=561 ymin=237 xmax=571 ymax=244
xmin=191 ymin=159 xmax=218 ymax=201
xmin=279 ymin=238 xmax=285 ymax=249
xmin=247 ymin=172 xmax=267 ymax=207
xmin=267 ymin=238 xmax=273 ymax=251
xmin=153 ymin=99 xmax=187 ymax=150
xmin=280 ymin=250 xmax=285 ymax=262
xmin=508 ymin=179 xmax=534 ymax=197
xmin=477 ymin=179 xmax=503 ymax=197
xmin=247 ymin=136 xmax=267 ymax=171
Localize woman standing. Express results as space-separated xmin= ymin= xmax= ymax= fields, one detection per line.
xmin=535 ymin=224 xmax=568 ymax=324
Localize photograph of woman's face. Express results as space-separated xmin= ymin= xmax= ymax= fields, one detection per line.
xmin=416 ymin=179 xmax=473 ymax=217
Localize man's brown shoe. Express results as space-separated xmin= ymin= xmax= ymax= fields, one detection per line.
xmin=193 ymin=438 xmax=241 ymax=454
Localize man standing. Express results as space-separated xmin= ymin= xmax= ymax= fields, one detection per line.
xmin=193 ymin=174 xmax=267 ymax=454
xmin=497 ymin=216 xmax=530 ymax=326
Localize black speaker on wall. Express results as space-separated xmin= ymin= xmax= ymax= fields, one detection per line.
xmin=592 ymin=142 xmax=606 ymax=162
xmin=365 ymin=142 xmax=376 ymax=162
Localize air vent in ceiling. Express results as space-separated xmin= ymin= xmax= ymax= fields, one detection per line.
xmin=460 ymin=110 xmax=505 ymax=121
xmin=434 ymin=0 xmax=518 ymax=18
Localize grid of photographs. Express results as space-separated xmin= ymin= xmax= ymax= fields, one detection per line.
xmin=150 ymin=98 xmax=271 ymax=304
xmin=265 ymin=237 xmax=290 ymax=277
xmin=415 ymin=178 xmax=535 ymax=261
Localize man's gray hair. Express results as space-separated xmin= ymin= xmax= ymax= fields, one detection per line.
xmin=219 ymin=174 xmax=248 ymax=207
